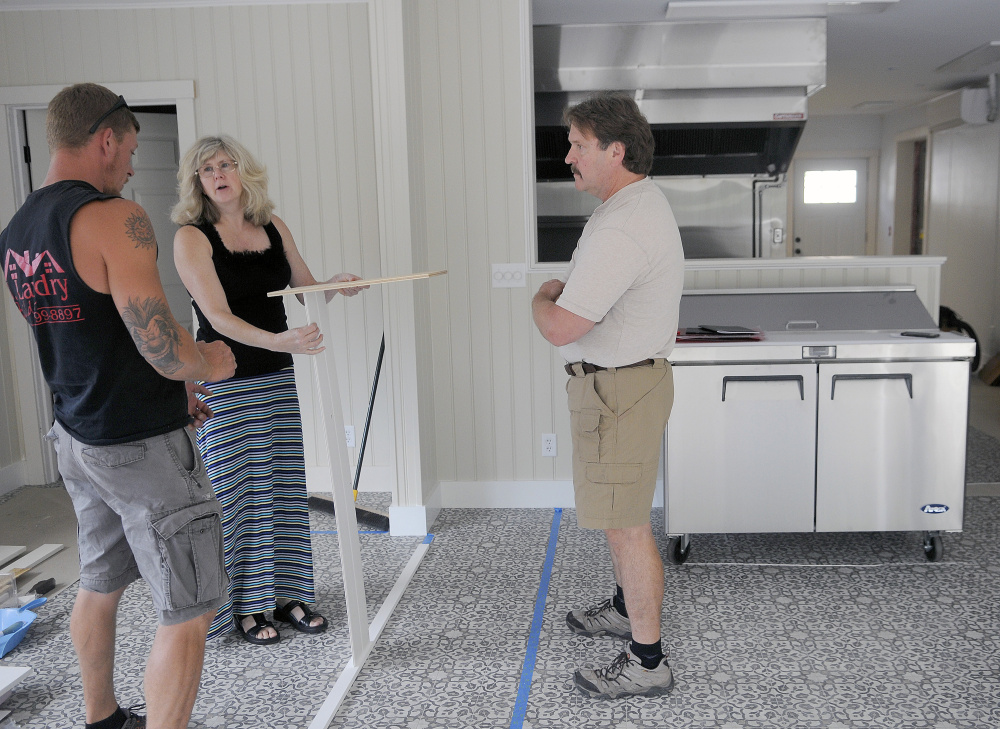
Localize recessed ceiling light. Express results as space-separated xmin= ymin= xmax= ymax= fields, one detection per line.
xmin=936 ymin=41 xmax=1000 ymax=74
xmin=853 ymin=101 xmax=895 ymax=111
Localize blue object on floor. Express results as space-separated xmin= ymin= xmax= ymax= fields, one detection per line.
xmin=510 ymin=508 xmax=562 ymax=729
xmin=0 ymin=597 xmax=46 ymax=658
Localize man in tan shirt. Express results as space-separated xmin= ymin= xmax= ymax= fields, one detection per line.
xmin=532 ymin=92 xmax=684 ymax=699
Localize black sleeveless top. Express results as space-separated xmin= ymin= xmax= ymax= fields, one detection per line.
xmin=189 ymin=221 xmax=293 ymax=380
xmin=0 ymin=180 xmax=188 ymax=445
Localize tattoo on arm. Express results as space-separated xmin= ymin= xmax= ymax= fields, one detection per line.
xmin=121 ymin=297 xmax=183 ymax=375
xmin=124 ymin=210 xmax=156 ymax=250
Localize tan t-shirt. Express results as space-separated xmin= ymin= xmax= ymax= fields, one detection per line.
xmin=556 ymin=177 xmax=685 ymax=367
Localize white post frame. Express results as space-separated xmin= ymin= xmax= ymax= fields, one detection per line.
xmin=368 ymin=0 xmax=434 ymax=531
xmin=304 ymin=293 xmax=370 ymax=661
xmin=271 ymin=279 xmax=437 ymax=728
xmin=519 ymin=0 xmax=543 ymax=271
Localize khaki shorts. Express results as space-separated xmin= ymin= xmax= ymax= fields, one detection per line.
xmin=49 ymin=420 xmax=228 ymax=626
xmin=566 ymin=360 xmax=674 ymax=530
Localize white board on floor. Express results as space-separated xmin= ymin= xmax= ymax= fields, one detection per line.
xmin=0 ymin=666 xmax=33 ymax=705
xmin=0 ymin=547 xmax=26 ymax=568
xmin=8 ymin=544 xmax=63 ymax=576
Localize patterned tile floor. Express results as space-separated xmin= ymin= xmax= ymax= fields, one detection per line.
xmin=2 ymin=488 xmax=999 ymax=729
xmin=5 ymin=420 xmax=1000 ymax=729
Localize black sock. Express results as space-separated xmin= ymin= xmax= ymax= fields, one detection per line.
xmin=630 ymin=639 xmax=664 ymax=669
xmin=613 ymin=584 xmax=628 ymax=618
xmin=86 ymin=707 xmax=127 ymax=729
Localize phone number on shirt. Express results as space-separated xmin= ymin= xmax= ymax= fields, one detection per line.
xmin=33 ymin=305 xmax=83 ymax=325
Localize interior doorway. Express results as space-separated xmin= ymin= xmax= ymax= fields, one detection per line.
xmin=21 ymin=107 xmax=183 ymax=322
xmin=13 ymin=107 xmax=182 ymax=482
xmin=893 ymin=134 xmax=929 ymax=255
xmin=1 ymin=81 xmax=193 ymax=488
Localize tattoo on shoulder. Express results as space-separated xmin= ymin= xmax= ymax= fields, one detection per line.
xmin=121 ymin=297 xmax=183 ymax=375
xmin=124 ymin=210 xmax=156 ymax=250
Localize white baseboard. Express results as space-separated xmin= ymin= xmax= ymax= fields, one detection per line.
xmin=438 ymin=480 xmax=664 ymax=509
xmin=303 ymin=471 xmax=666 ymax=532
xmin=0 ymin=462 xmax=26 ymax=498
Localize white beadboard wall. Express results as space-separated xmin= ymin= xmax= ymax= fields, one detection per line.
xmin=0 ymin=3 xmax=389 ymax=492
xmin=683 ymin=256 xmax=944 ymax=318
xmin=927 ymin=122 xmax=1000 ymax=360
xmin=0 ymin=1 xmax=977 ymax=511
xmin=408 ymin=0 xmax=574 ymax=488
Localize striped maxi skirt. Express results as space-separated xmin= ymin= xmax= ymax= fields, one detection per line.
xmin=195 ymin=366 xmax=317 ymax=639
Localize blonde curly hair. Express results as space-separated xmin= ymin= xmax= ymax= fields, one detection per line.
xmin=171 ymin=135 xmax=274 ymax=227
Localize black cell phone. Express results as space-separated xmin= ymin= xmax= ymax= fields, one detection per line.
xmin=900 ymin=330 xmax=940 ymax=338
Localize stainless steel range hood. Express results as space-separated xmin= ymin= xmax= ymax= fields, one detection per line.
xmin=533 ymin=18 xmax=826 ymax=177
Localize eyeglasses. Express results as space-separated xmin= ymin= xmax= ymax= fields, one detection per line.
xmin=196 ymin=161 xmax=238 ymax=178
xmin=88 ymin=95 xmax=130 ymax=135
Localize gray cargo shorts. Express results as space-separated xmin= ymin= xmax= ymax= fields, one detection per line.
xmin=48 ymin=420 xmax=228 ymax=626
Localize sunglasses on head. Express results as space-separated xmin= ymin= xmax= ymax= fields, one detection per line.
xmin=88 ymin=95 xmax=130 ymax=135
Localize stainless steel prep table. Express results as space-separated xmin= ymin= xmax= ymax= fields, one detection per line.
xmin=663 ymin=287 xmax=977 ymax=563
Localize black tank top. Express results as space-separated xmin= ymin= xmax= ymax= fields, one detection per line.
xmin=189 ymin=221 xmax=293 ymax=380
xmin=0 ymin=180 xmax=188 ymax=445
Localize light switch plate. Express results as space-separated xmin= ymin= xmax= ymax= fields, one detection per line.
xmin=491 ymin=263 xmax=527 ymax=288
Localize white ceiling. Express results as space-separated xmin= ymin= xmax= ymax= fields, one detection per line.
xmin=533 ymin=0 xmax=1000 ymax=117
xmin=2 ymin=0 xmax=997 ymax=118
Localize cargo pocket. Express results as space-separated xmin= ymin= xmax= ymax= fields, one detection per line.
xmin=586 ymin=463 xmax=643 ymax=512
xmin=149 ymin=500 xmax=224 ymax=610
xmin=571 ymin=408 xmax=602 ymax=463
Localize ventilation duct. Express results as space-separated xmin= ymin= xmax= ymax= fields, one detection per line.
xmin=533 ymin=18 xmax=825 ymax=177
xmin=926 ymin=75 xmax=1000 ymax=130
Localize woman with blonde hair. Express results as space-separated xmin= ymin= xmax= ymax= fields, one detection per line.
xmin=172 ymin=135 xmax=364 ymax=645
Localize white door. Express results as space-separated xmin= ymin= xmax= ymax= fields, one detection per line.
xmin=16 ymin=109 xmax=183 ymax=483
xmin=126 ymin=112 xmax=188 ymax=331
xmin=792 ymin=158 xmax=867 ymax=256
xmin=24 ymin=109 xmax=185 ymax=326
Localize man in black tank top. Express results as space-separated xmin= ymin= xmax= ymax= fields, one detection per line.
xmin=1 ymin=84 xmax=236 ymax=729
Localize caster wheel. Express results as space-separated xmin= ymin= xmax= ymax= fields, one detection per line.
xmin=923 ymin=533 xmax=944 ymax=562
xmin=667 ymin=536 xmax=691 ymax=565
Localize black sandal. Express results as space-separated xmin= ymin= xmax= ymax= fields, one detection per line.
xmin=234 ymin=613 xmax=281 ymax=645
xmin=273 ymin=600 xmax=328 ymax=634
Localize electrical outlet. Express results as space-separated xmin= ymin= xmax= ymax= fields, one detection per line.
xmin=491 ymin=263 xmax=527 ymax=288
xmin=542 ymin=433 xmax=557 ymax=457
xmin=345 ymin=425 xmax=356 ymax=448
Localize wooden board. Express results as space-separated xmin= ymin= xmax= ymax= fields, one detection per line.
xmin=268 ymin=269 xmax=447 ymax=297
xmin=0 ymin=547 xmax=26 ymax=569
xmin=7 ymin=544 xmax=63 ymax=578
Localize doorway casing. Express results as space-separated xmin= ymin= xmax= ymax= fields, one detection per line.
xmin=0 ymin=80 xmax=195 ymax=487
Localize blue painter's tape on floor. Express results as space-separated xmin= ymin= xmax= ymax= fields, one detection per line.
xmin=423 ymin=534 xmax=435 ymax=544
xmin=311 ymin=530 xmax=389 ymax=535
xmin=510 ymin=507 xmax=562 ymax=729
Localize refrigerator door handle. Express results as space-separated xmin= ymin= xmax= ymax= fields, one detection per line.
xmin=830 ymin=372 xmax=913 ymax=399
xmin=721 ymin=374 xmax=804 ymax=402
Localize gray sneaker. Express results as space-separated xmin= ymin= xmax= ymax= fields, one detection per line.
xmin=566 ymin=598 xmax=632 ymax=640
xmin=574 ymin=649 xmax=675 ymax=699
xmin=122 ymin=704 xmax=146 ymax=729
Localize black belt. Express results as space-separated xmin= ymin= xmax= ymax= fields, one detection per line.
xmin=565 ymin=359 xmax=655 ymax=376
